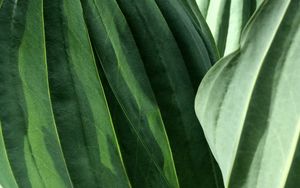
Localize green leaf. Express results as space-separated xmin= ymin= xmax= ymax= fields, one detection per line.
xmin=81 ymin=0 xmax=179 ymax=187
xmin=256 ymin=0 xmax=264 ymax=7
xmin=0 ymin=121 xmax=18 ymax=188
xmin=0 ymin=0 xmax=72 ymax=187
xmin=198 ymin=0 xmax=257 ymax=56
xmin=44 ymin=0 xmax=131 ymax=187
xmin=196 ymin=0 xmax=210 ymax=18
xmin=155 ymin=0 xmax=213 ymax=89
xmin=115 ymin=0 xmax=223 ymax=187
xmin=180 ymin=0 xmax=220 ymax=62
xmin=195 ymin=0 xmax=300 ymax=187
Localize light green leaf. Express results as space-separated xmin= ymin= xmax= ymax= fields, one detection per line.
xmin=44 ymin=0 xmax=130 ymax=187
xmin=81 ymin=0 xmax=179 ymax=187
xmin=256 ymin=0 xmax=264 ymax=7
xmin=198 ymin=0 xmax=257 ymax=56
xmin=0 ymin=121 xmax=18 ymax=188
xmin=196 ymin=0 xmax=210 ymax=18
xmin=0 ymin=0 xmax=72 ymax=187
xmin=195 ymin=0 xmax=300 ymax=187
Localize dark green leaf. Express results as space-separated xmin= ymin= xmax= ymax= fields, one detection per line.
xmin=155 ymin=0 xmax=212 ymax=89
xmin=81 ymin=0 xmax=179 ymax=187
xmin=44 ymin=0 xmax=131 ymax=187
xmin=0 ymin=0 xmax=73 ymax=187
xmin=115 ymin=0 xmax=223 ymax=187
xmin=0 ymin=121 xmax=18 ymax=188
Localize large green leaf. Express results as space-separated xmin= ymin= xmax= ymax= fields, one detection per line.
xmin=0 ymin=121 xmax=18 ymax=188
xmin=0 ymin=0 xmax=72 ymax=187
xmin=44 ymin=0 xmax=130 ymax=187
xmin=195 ymin=0 xmax=300 ymax=187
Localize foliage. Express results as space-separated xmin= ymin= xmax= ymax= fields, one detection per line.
xmin=0 ymin=0 xmax=221 ymax=187
xmin=195 ymin=0 xmax=300 ymax=187
xmin=1 ymin=0 xmax=299 ymax=187
xmin=196 ymin=0 xmax=262 ymax=56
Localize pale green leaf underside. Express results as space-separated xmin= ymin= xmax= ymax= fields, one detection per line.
xmin=197 ymin=0 xmax=257 ymax=56
xmin=196 ymin=0 xmax=300 ymax=187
